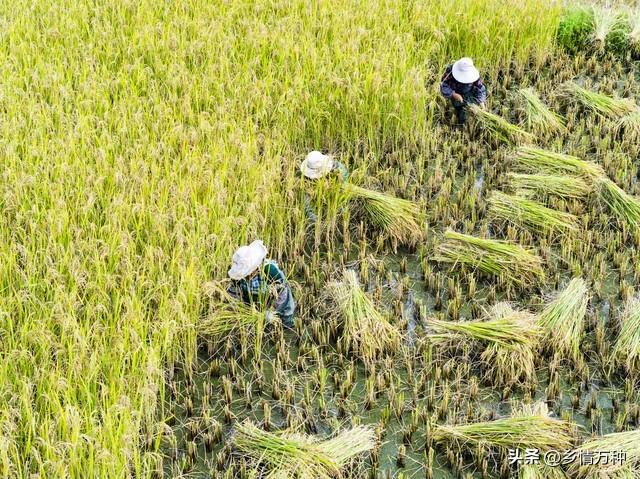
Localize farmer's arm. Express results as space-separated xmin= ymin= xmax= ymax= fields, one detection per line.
xmin=226 ymin=281 xmax=242 ymax=300
xmin=334 ymin=161 xmax=349 ymax=182
xmin=263 ymin=262 xmax=296 ymax=325
xmin=440 ymin=66 xmax=463 ymax=102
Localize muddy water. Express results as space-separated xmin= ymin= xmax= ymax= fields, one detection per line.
xmin=166 ymin=245 xmax=632 ymax=478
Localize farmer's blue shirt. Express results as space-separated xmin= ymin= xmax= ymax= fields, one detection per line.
xmin=227 ymin=261 xmax=296 ymax=327
xmin=440 ymin=64 xmax=487 ymax=104
xmin=304 ymin=161 xmax=349 ymax=223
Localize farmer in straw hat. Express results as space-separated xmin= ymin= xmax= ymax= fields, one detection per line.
xmin=300 ymin=150 xmax=349 ymax=223
xmin=227 ymin=240 xmax=296 ymax=328
xmin=440 ymin=57 xmax=487 ymax=126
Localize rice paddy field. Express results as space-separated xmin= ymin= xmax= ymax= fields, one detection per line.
xmin=5 ymin=0 xmax=640 ymax=478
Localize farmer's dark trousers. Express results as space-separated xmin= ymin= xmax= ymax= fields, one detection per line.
xmin=450 ymin=97 xmax=481 ymax=125
xmin=451 ymin=98 xmax=467 ymax=125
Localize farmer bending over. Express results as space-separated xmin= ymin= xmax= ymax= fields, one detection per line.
xmin=301 ymin=150 xmax=348 ymax=223
xmin=440 ymin=57 xmax=487 ymax=126
xmin=227 ymin=240 xmax=296 ymax=328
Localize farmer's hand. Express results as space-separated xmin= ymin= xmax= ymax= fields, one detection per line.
xmin=265 ymin=310 xmax=277 ymax=324
xmin=451 ymin=92 xmax=463 ymax=103
xmin=479 ymin=102 xmax=486 ymax=109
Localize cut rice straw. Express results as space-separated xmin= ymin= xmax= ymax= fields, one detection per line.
xmin=470 ymin=104 xmax=536 ymax=144
xmin=560 ymin=82 xmax=637 ymax=118
xmin=514 ymin=403 xmax=571 ymax=478
xmin=426 ymin=302 xmax=541 ymax=386
xmin=615 ymin=110 xmax=640 ymax=140
xmin=518 ymin=87 xmax=566 ymax=135
xmin=344 ymin=183 xmax=424 ymax=246
xmin=488 ymin=190 xmax=579 ymax=235
xmin=199 ymin=282 xmax=265 ymax=339
xmin=432 ymin=413 xmax=574 ymax=452
xmin=514 ymin=146 xmax=605 ymax=179
xmin=232 ymin=420 xmax=376 ymax=479
xmin=329 ymin=269 xmax=401 ymax=361
xmin=432 ymin=230 xmax=545 ymax=287
xmin=538 ymin=278 xmax=590 ymax=362
xmin=568 ymin=429 xmax=640 ymax=479
xmin=611 ymin=296 xmax=640 ymax=374
xmin=507 ymin=173 xmax=590 ymax=201
xmin=596 ymin=177 xmax=640 ymax=230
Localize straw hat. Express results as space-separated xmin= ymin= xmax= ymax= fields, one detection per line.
xmin=300 ymin=151 xmax=334 ymax=179
xmin=452 ymin=57 xmax=480 ymax=84
xmin=228 ymin=240 xmax=268 ymax=280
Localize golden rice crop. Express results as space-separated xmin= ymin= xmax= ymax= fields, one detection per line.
xmin=470 ymin=104 xmax=536 ymax=144
xmin=0 ymin=0 xmax=563 ymax=477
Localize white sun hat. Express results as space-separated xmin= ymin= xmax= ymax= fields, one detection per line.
xmin=452 ymin=57 xmax=480 ymax=84
xmin=300 ymin=150 xmax=334 ymax=179
xmin=228 ymin=240 xmax=268 ymax=280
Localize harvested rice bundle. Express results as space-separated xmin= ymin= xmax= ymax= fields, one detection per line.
xmin=568 ymin=429 xmax=640 ymax=479
xmin=507 ymin=173 xmax=590 ymax=201
xmin=233 ymin=421 xmax=376 ymax=479
xmin=480 ymin=303 xmax=541 ymax=387
xmin=514 ymin=146 xmax=605 ymax=179
xmin=426 ymin=305 xmax=540 ymax=347
xmin=515 ymin=403 xmax=571 ymax=478
xmin=518 ymin=87 xmax=566 ymax=135
xmin=426 ymin=303 xmax=541 ymax=386
xmin=615 ymin=110 xmax=640 ymax=140
xmin=488 ymin=190 xmax=579 ymax=235
xmin=470 ymin=104 xmax=535 ymax=144
xmin=611 ymin=297 xmax=640 ymax=373
xmin=561 ymin=82 xmax=637 ymax=118
xmin=596 ymin=177 xmax=640 ymax=230
xmin=538 ymin=278 xmax=590 ymax=362
xmin=199 ymin=302 xmax=264 ymax=338
xmin=344 ymin=183 xmax=424 ymax=246
xmin=329 ymin=270 xmax=401 ymax=361
xmin=432 ymin=415 xmax=574 ymax=452
xmin=432 ymin=230 xmax=545 ymax=286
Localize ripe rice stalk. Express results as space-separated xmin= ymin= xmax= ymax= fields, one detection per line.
xmin=518 ymin=87 xmax=566 ymax=134
xmin=568 ymin=429 xmax=640 ymax=478
xmin=432 ymin=415 xmax=574 ymax=452
xmin=488 ymin=190 xmax=579 ymax=235
xmin=344 ymin=183 xmax=424 ymax=246
xmin=514 ymin=146 xmax=605 ymax=179
xmin=611 ymin=296 xmax=640 ymax=373
xmin=596 ymin=177 xmax=640 ymax=230
xmin=615 ymin=110 xmax=640 ymax=140
xmin=329 ymin=269 xmax=401 ymax=361
xmin=470 ymin=104 xmax=536 ymax=144
xmin=432 ymin=230 xmax=545 ymax=286
xmin=199 ymin=283 xmax=265 ymax=339
xmin=507 ymin=173 xmax=590 ymax=201
xmin=560 ymin=82 xmax=637 ymax=119
xmin=232 ymin=421 xmax=376 ymax=479
xmin=538 ymin=278 xmax=590 ymax=362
